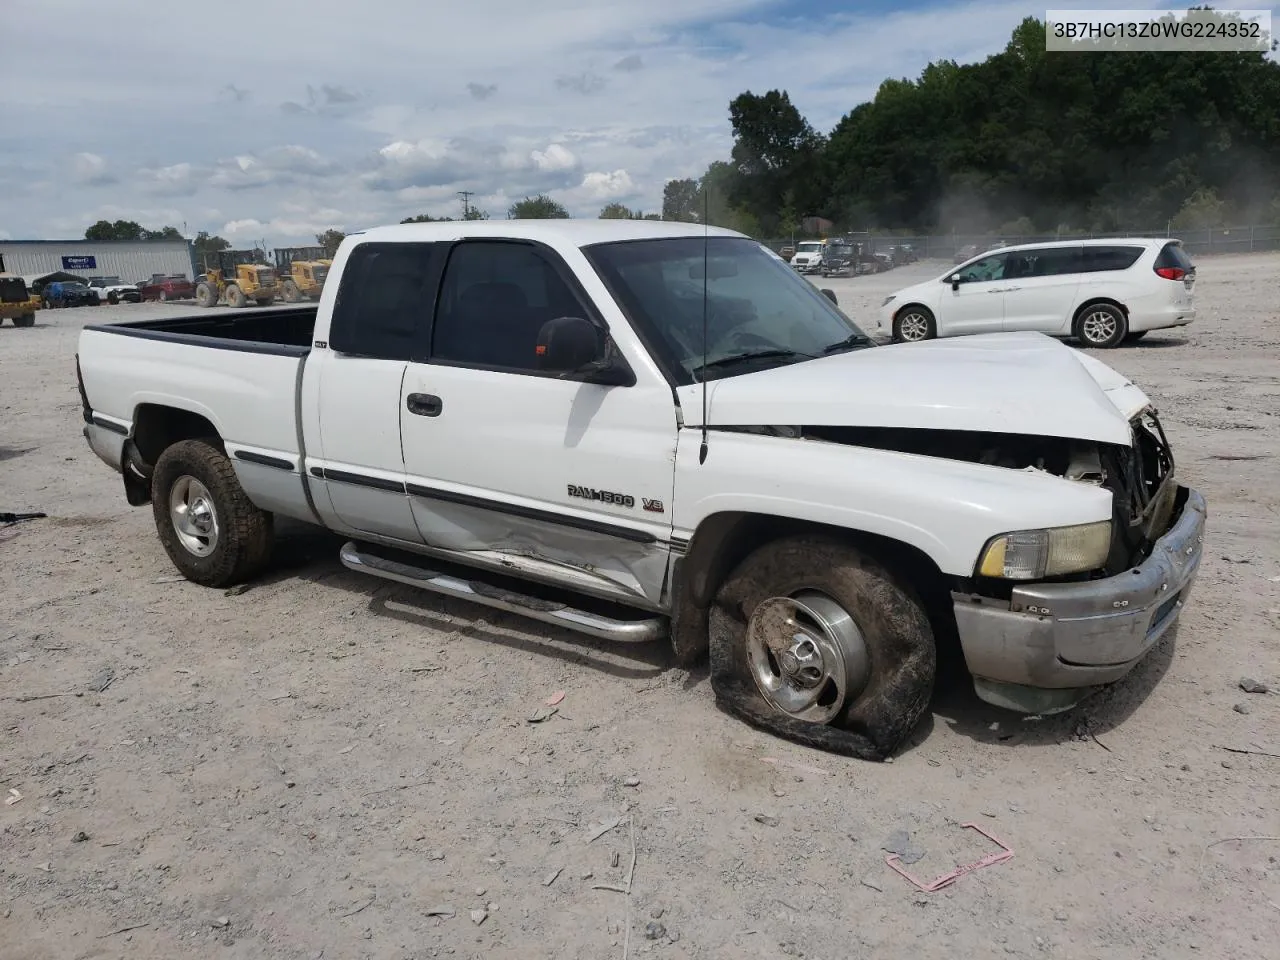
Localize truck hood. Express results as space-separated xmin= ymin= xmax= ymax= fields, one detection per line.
xmin=678 ymin=332 xmax=1148 ymax=446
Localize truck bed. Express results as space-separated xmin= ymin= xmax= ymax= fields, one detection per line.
xmin=84 ymin=305 xmax=317 ymax=354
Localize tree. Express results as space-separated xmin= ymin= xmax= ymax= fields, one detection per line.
xmin=144 ymin=225 xmax=184 ymax=240
xmin=1170 ymin=187 xmax=1226 ymax=229
xmin=508 ymin=194 xmax=569 ymax=219
xmin=462 ymin=207 xmax=490 ymax=220
xmin=661 ymin=179 xmax=701 ymax=222
xmin=84 ymin=219 xmax=146 ymax=241
xmin=726 ymin=90 xmax=827 ymax=230
xmin=599 ymin=202 xmax=641 ymax=219
xmin=401 ymin=213 xmax=441 ymax=223
xmin=192 ymin=231 xmax=230 ymax=259
xmin=316 ymin=229 xmax=346 ymax=258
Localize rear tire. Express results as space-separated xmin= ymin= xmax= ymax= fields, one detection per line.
xmin=708 ymin=535 xmax=936 ymax=760
xmin=226 ymin=284 xmax=247 ymax=308
xmin=1074 ymin=303 xmax=1127 ymax=348
xmin=13 ymin=313 xmax=35 ymax=328
xmin=195 ymin=282 xmax=217 ymax=308
xmin=282 ymin=279 xmax=300 ymax=303
xmin=892 ymin=305 xmax=936 ymax=343
xmin=150 ymin=439 xmax=273 ymax=588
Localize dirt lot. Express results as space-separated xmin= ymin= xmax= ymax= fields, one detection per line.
xmin=2 ymin=256 xmax=1278 ymax=960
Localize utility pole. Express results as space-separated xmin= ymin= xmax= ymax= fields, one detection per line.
xmin=458 ymin=191 xmax=473 ymax=218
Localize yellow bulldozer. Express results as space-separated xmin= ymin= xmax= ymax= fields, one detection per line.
xmin=195 ymin=250 xmax=278 ymax=308
xmin=273 ymin=246 xmax=331 ymax=302
xmin=0 ymin=273 xmax=38 ymax=327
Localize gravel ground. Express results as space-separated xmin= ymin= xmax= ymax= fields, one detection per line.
xmin=2 ymin=255 xmax=1278 ymax=960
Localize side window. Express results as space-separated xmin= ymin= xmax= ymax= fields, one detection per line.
xmin=328 ymin=242 xmax=435 ymax=360
xmin=1008 ymin=247 xmax=1083 ymax=278
xmin=432 ymin=241 xmax=591 ymax=373
xmin=1081 ymin=246 xmax=1143 ymax=273
xmin=955 ymin=253 xmax=1006 ymax=283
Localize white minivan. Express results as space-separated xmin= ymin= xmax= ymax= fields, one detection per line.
xmin=878 ymin=238 xmax=1196 ymax=348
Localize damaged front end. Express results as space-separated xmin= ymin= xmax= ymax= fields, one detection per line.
xmin=739 ymin=408 xmax=1204 ymax=715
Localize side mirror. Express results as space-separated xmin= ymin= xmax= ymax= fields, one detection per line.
xmin=820 ymin=288 xmax=838 ymax=305
xmin=535 ymin=316 xmax=635 ymax=386
xmin=536 ymin=316 xmax=602 ymax=372
xmin=947 ymin=274 xmax=961 ymax=290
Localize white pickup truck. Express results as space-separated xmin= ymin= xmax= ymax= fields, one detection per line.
xmin=76 ymin=220 xmax=1206 ymax=759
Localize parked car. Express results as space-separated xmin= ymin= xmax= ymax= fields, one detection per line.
xmin=43 ymin=280 xmax=100 ymax=308
xmin=789 ymin=240 xmax=825 ymax=274
xmin=88 ymin=277 xmax=142 ymax=304
xmin=818 ymin=242 xmax=854 ymax=277
xmin=76 ymin=219 xmax=1206 ymax=760
xmin=953 ymin=244 xmax=979 ymax=264
xmin=779 ymin=245 xmax=795 ymax=262
xmin=136 ymin=274 xmax=196 ymax=301
xmin=879 ymin=238 xmax=1197 ymax=348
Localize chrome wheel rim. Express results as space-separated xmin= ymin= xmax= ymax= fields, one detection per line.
xmin=169 ymin=475 xmax=219 ymax=557
xmin=1081 ymin=310 xmax=1118 ymax=344
xmin=745 ymin=590 xmax=870 ymax=724
xmin=898 ymin=312 xmax=930 ymax=341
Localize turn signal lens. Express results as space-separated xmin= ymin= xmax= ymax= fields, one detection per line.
xmin=977 ymin=521 xmax=1112 ymax=580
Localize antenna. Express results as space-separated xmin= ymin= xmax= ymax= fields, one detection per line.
xmin=698 ymin=184 xmax=710 ymax=465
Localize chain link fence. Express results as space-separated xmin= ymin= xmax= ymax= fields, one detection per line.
xmin=760 ymin=225 xmax=1280 ymax=259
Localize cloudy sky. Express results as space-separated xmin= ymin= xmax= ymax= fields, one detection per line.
xmin=1 ymin=0 xmax=1199 ymax=246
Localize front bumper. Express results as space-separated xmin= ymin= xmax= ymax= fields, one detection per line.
xmin=953 ymin=485 xmax=1207 ymax=714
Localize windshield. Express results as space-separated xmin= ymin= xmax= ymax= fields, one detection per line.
xmin=584 ymin=236 xmax=870 ymax=385
xmin=796 ymin=242 xmax=823 ymax=253
xmin=64 ymin=283 xmax=87 ymax=292
xmin=827 ymin=245 xmax=853 ymax=257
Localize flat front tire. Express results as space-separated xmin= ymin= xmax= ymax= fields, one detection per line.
xmin=1074 ymin=303 xmax=1127 ymax=348
xmin=708 ymin=535 xmax=936 ymax=760
xmin=151 ymin=439 xmax=273 ymax=588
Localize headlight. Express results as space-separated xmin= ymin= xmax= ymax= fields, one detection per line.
xmin=880 ymin=296 xmax=895 ymax=307
xmin=976 ymin=521 xmax=1111 ymax=580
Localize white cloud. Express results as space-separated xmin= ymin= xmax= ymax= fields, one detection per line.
xmin=71 ymin=152 xmax=115 ymax=186
xmin=531 ymin=144 xmax=578 ymax=173
xmin=1 ymin=0 xmax=1135 ymax=243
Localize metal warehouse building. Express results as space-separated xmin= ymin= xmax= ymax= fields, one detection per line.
xmin=0 ymin=240 xmax=196 ymax=283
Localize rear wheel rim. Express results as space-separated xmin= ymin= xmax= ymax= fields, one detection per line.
xmin=898 ymin=312 xmax=930 ymax=341
xmin=1081 ymin=310 xmax=1118 ymax=344
xmin=169 ymin=475 xmax=219 ymax=557
xmin=745 ymin=590 xmax=870 ymax=724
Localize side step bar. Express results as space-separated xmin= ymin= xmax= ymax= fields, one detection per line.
xmin=339 ymin=542 xmax=667 ymax=644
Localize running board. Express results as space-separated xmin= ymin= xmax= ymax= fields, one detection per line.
xmin=339 ymin=542 xmax=667 ymax=644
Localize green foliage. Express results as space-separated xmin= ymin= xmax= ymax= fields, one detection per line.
xmin=315 ymin=229 xmax=346 ymax=258
xmin=85 ymin=219 xmax=184 ymax=242
xmin=192 ymin=231 xmax=230 ymax=258
xmin=661 ymin=179 xmax=701 ymax=222
xmin=462 ymin=207 xmax=490 ymax=220
xmin=1170 ymin=187 xmax=1226 ymax=229
xmin=401 ymin=214 xmax=440 ymax=223
xmin=599 ymin=202 xmax=643 ymax=219
xmin=508 ymin=194 xmax=570 ymax=219
xmin=718 ymin=12 xmax=1280 ymax=230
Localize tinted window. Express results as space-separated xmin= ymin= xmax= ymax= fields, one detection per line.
xmin=1155 ymin=242 xmax=1194 ymax=272
xmin=1080 ymin=245 xmax=1143 ymax=272
xmin=329 ymin=242 xmax=435 ymax=360
xmin=1004 ymin=247 xmax=1083 ymax=279
xmin=954 ymin=253 xmax=1006 ymax=282
xmin=431 ymin=241 xmax=590 ymax=372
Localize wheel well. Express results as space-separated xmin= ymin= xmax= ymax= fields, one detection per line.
xmin=678 ymin=511 xmax=964 ymax=676
xmin=132 ymin=404 xmax=220 ymax=467
xmin=1073 ymin=297 xmax=1128 ymax=324
xmin=893 ymin=303 xmax=933 ymax=322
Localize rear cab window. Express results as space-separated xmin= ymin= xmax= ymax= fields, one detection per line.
xmin=328 ymin=242 xmax=437 ymax=360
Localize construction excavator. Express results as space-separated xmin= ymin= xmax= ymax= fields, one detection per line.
xmin=194 ymin=250 xmax=278 ymax=308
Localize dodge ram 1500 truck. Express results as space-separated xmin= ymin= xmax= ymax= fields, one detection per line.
xmin=76 ymin=220 xmax=1206 ymax=759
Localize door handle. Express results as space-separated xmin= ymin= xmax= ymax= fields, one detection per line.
xmin=1003 ymin=285 xmax=1021 ymax=291
xmin=406 ymin=393 xmax=442 ymax=417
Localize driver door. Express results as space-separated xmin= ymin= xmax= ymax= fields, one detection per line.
xmin=938 ymin=252 xmax=1007 ymax=335
xmin=398 ymin=238 xmax=679 ymax=608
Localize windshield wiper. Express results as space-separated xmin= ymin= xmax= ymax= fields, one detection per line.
xmin=821 ymin=334 xmax=874 ymax=354
xmin=692 ymin=349 xmax=810 ymax=378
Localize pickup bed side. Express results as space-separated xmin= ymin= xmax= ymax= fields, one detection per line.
xmin=79 ymin=307 xmax=319 ymax=523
